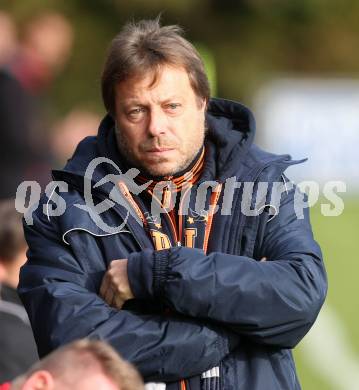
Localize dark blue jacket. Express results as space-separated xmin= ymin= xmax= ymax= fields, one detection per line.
xmin=19 ymin=98 xmax=327 ymax=389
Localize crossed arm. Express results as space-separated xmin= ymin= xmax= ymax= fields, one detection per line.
xmin=19 ymin=186 xmax=326 ymax=382
xmin=100 ymin=186 xmax=327 ymax=349
xmin=19 ymin=210 xmax=239 ymax=382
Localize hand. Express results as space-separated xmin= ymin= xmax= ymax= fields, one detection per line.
xmin=99 ymin=259 xmax=134 ymax=309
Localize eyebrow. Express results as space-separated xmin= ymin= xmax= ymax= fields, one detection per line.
xmin=161 ymin=96 xmax=183 ymax=104
xmin=119 ymin=95 xmax=183 ymax=107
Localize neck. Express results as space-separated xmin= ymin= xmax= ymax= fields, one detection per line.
xmin=4 ymin=270 xmax=19 ymax=289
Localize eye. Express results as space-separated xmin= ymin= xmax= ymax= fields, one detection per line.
xmin=165 ymin=103 xmax=181 ymax=111
xmin=130 ymin=107 xmax=144 ymax=114
xmin=127 ymin=107 xmax=146 ymax=119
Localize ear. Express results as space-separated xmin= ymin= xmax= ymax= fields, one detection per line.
xmin=199 ymin=97 xmax=208 ymax=113
xmin=22 ymin=371 xmax=54 ymax=390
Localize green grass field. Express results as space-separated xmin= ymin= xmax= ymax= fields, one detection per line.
xmin=294 ymin=197 xmax=359 ymax=389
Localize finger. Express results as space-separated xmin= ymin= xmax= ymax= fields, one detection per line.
xmin=99 ymin=272 xmax=109 ymax=298
xmin=112 ymin=293 xmax=124 ymax=310
xmin=109 ymin=259 xmax=125 ymax=269
xmin=104 ymin=285 xmax=115 ymax=306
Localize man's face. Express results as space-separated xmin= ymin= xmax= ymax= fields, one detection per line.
xmin=114 ymin=65 xmax=206 ymax=177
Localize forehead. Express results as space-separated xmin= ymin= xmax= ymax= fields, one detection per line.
xmin=115 ymin=65 xmax=194 ymax=102
xmin=76 ymin=373 xmax=118 ymax=390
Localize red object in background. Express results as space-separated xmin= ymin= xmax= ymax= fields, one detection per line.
xmin=0 ymin=383 xmax=11 ymax=390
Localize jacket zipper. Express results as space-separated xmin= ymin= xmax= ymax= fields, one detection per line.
xmin=203 ymin=183 xmax=223 ymax=254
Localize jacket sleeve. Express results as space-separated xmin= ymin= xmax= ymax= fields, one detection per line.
xmin=18 ymin=211 xmax=239 ymax=382
xmin=127 ymin=185 xmax=327 ymax=349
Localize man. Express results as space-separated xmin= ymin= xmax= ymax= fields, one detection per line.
xmin=0 ymin=199 xmax=38 ymax=382
xmin=0 ymin=12 xmax=73 ymax=199
xmin=19 ymin=19 xmax=327 ymax=390
xmin=0 ymin=339 xmax=144 ymax=390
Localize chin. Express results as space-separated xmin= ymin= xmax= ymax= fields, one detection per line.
xmin=144 ymin=166 xmax=175 ymax=177
xmin=139 ymin=153 xmax=195 ymax=177
xmin=141 ymin=161 xmax=178 ymax=177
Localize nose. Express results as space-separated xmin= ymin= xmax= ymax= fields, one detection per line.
xmin=147 ymin=108 xmax=167 ymax=137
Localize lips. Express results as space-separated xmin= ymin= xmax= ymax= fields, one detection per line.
xmin=146 ymin=147 xmax=174 ymax=153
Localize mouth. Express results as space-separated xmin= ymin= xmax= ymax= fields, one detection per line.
xmin=145 ymin=147 xmax=175 ymax=155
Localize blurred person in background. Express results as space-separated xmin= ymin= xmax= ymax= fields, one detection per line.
xmin=0 ymin=11 xmax=73 ymax=200
xmin=0 ymin=199 xmax=38 ymax=383
xmin=0 ymin=11 xmax=18 ymax=66
xmin=0 ymin=339 xmax=144 ymax=390
xmin=50 ymin=109 xmax=100 ymax=167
